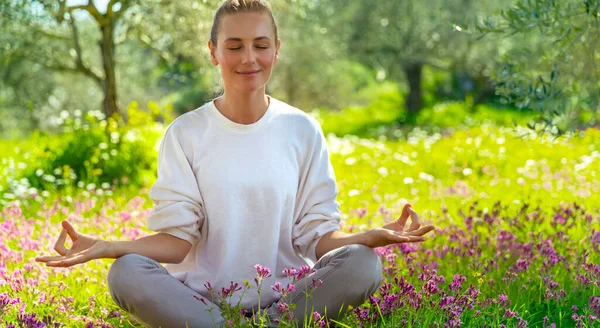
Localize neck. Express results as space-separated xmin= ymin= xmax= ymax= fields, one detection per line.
xmin=215 ymin=88 xmax=270 ymax=125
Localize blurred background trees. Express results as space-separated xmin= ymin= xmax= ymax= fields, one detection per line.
xmin=1 ymin=0 xmax=598 ymax=138
xmin=479 ymin=0 xmax=600 ymax=133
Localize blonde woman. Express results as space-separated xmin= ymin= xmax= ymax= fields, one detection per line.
xmin=36 ymin=1 xmax=435 ymax=327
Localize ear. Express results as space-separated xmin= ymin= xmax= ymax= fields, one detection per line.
xmin=273 ymin=39 xmax=281 ymax=65
xmin=208 ymin=40 xmax=219 ymax=66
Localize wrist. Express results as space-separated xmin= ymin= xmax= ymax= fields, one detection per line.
xmin=354 ymin=230 xmax=371 ymax=247
xmin=103 ymin=240 xmax=118 ymax=259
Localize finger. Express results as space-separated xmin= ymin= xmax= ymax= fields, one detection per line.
xmin=62 ymin=220 xmax=79 ymax=241
xmin=407 ymin=225 xmax=435 ymax=236
xmin=407 ymin=208 xmax=421 ymax=232
xmin=47 ymin=254 xmax=87 ymax=267
xmin=391 ymin=234 xmax=425 ymax=243
xmin=395 ymin=204 xmax=412 ymax=228
xmin=53 ymin=229 xmax=68 ymax=256
xmin=36 ymin=255 xmax=67 ymax=263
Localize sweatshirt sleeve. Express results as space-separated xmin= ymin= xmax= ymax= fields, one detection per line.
xmin=146 ymin=123 xmax=204 ymax=245
xmin=292 ymin=120 xmax=341 ymax=263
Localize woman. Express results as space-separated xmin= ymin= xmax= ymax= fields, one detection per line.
xmin=36 ymin=0 xmax=435 ymax=327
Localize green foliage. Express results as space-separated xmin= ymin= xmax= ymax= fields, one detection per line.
xmin=479 ymin=0 xmax=600 ymax=133
xmin=312 ymin=82 xmax=405 ymax=136
xmin=314 ymin=88 xmax=538 ymax=138
xmin=1 ymin=121 xmax=599 ymax=327
xmin=415 ymin=102 xmax=536 ymax=128
xmin=0 ymin=102 xmax=173 ymax=206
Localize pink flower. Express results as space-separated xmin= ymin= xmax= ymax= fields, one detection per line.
xmin=254 ymin=264 xmax=272 ymax=286
xmin=193 ymin=295 xmax=207 ymax=305
xmin=312 ymin=311 xmax=321 ymax=321
xmin=271 ymin=282 xmax=282 ymax=293
xmin=283 ymin=268 xmax=297 ymax=278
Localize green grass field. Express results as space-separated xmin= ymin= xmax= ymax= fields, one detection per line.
xmin=1 ymin=115 xmax=599 ymax=327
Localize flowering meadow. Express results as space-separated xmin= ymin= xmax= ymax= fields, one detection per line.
xmin=1 ymin=117 xmax=600 ymax=327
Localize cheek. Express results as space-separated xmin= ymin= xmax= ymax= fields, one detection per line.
xmin=258 ymin=52 xmax=276 ymax=67
xmin=219 ymin=52 xmax=239 ymax=68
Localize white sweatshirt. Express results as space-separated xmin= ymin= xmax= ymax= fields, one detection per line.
xmin=145 ymin=96 xmax=341 ymax=309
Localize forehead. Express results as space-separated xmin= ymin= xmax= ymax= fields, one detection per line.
xmin=218 ymin=12 xmax=274 ymax=41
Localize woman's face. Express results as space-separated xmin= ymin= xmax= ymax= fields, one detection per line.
xmin=209 ymin=12 xmax=280 ymax=94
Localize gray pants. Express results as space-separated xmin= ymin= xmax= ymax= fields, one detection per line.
xmin=107 ymin=244 xmax=383 ymax=328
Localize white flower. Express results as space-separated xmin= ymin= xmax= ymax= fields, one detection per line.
xmin=348 ymin=189 xmax=360 ymax=197
xmin=403 ymin=177 xmax=414 ymax=184
xmin=43 ymin=175 xmax=56 ymax=182
xmin=463 ymin=168 xmax=473 ymax=176
xmin=418 ymin=172 xmax=435 ymax=182
xmin=378 ymin=167 xmax=389 ymax=176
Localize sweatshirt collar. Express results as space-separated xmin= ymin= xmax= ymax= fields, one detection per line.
xmin=208 ymin=96 xmax=275 ymax=134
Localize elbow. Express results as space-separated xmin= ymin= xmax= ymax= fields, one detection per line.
xmin=160 ymin=232 xmax=193 ymax=264
xmin=173 ymin=240 xmax=192 ymax=264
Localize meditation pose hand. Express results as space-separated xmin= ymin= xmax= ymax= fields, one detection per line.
xmin=35 ymin=220 xmax=111 ymax=268
xmin=361 ymin=204 xmax=435 ymax=249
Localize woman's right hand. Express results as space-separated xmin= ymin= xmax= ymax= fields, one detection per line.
xmin=35 ymin=220 xmax=113 ymax=268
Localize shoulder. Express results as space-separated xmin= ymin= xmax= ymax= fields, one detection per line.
xmin=164 ymin=101 xmax=212 ymax=138
xmin=271 ymin=97 xmax=323 ymax=136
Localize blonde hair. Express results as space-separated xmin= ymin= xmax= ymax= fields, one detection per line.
xmin=210 ymin=0 xmax=278 ymax=46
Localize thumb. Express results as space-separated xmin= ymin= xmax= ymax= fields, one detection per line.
xmin=62 ymin=221 xmax=79 ymax=241
xmin=400 ymin=203 xmax=412 ymax=219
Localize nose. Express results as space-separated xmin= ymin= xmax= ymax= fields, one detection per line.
xmin=242 ymin=46 xmax=257 ymax=64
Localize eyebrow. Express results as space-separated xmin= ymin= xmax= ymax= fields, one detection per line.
xmin=224 ymin=36 xmax=271 ymax=42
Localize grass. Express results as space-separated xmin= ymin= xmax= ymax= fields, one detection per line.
xmin=1 ymin=115 xmax=599 ymax=326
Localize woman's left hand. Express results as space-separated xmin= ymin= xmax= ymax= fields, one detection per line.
xmin=362 ymin=204 xmax=435 ymax=248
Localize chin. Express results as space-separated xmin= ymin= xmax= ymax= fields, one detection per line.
xmin=234 ymin=82 xmax=268 ymax=94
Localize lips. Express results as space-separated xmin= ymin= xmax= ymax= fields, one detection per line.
xmin=237 ymin=70 xmax=260 ymax=75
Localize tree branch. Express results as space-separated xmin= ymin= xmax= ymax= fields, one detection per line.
xmin=30 ymin=26 xmax=71 ymax=41
xmin=58 ymin=14 xmax=104 ymax=86
xmin=68 ymin=14 xmax=86 ymax=73
xmin=107 ymin=0 xmax=119 ymax=16
xmin=68 ymin=0 xmax=104 ymax=25
xmin=42 ymin=60 xmax=103 ymax=87
xmin=136 ymin=31 xmax=173 ymax=67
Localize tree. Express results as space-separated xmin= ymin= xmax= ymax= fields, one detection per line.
xmin=1 ymin=0 xmax=220 ymax=121
xmin=267 ymin=0 xmax=376 ymax=111
xmin=328 ymin=0 xmax=514 ymax=116
xmin=0 ymin=0 xmax=140 ymax=119
xmin=479 ymin=0 xmax=600 ymax=133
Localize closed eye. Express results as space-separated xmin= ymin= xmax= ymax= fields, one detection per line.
xmin=227 ymin=46 xmax=269 ymax=50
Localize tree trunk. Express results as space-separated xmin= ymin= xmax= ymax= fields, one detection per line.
xmin=100 ymin=22 xmax=119 ymax=119
xmin=404 ymin=63 xmax=423 ymax=115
